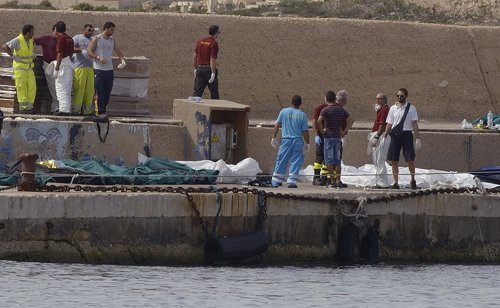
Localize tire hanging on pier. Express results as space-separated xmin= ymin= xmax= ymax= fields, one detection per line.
xmin=336 ymin=200 xmax=379 ymax=263
xmin=204 ymin=191 xmax=269 ymax=264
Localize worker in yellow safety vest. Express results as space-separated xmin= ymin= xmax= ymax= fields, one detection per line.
xmin=2 ymin=25 xmax=36 ymax=113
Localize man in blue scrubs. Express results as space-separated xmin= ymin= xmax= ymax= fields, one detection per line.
xmin=270 ymin=95 xmax=310 ymax=188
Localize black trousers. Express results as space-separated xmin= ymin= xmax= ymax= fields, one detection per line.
xmin=94 ymin=69 xmax=114 ymax=114
xmin=315 ymin=133 xmax=325 ymax=164
xmin=193 ymin=66 xmax=219 ymax=99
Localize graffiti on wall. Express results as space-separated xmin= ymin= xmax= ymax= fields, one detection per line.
xmin=0 ymin=119 xmax=151 ymax=166
xmin=194 ymin=111 xmax=210 ymax=160
xmin=25 ymin=127 xmax=62 ymax=144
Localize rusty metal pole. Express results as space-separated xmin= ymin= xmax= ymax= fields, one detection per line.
xmin=18 ymin=153 xmax=39 ymax=191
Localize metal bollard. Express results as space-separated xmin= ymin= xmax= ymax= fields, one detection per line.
xmin=18 ymin=153 xmax=39 ymax=191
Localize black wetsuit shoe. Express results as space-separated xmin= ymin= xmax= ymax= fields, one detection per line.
xmin=410 ymin=180 xmax=419 ymax=190
xmin=338 ymin=181 xmax=348 ymax=188
xmin=54 ymin=111 xmax=70 ymax=116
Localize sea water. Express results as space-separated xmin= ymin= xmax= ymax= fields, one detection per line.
xmin=0 ymin=260 xmax=498 ymax=307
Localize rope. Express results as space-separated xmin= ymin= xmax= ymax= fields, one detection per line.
xmin=96 ymin=122 xmax=110 ymax=143
xmin=69 ymin=174 xmax=79 ymax=186
xmin=211 ymin=191 xmax=223 ymax=235
xmin=476 ymin=215 xmax=491 ymax=262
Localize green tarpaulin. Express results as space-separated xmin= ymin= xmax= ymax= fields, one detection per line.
xmin=0 ymin=157 xmax=219 ymax=186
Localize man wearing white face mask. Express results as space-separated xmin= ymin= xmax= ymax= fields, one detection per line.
xmin=368 ymin=93 xmax=391 ymax=188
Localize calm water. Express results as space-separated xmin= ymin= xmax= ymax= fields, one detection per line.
xmin=0 ymin=261 xmax=499 ymax=307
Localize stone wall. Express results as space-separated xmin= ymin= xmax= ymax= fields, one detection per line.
xmin=0 ymin=10 xmax=498 ymax=121
xmin=1 ymin=118 xmax=497 ymax=171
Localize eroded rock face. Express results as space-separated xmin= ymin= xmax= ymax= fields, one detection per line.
xmin=0 ymin=10 xmax=498 ymax=121
xmin=142 ymin=0 xmax=159 ymax=12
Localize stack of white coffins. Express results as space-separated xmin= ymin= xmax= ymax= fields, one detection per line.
xmin=0 ymin=53 xmax=51 ymax=113
xmin=0 ymin=53 xmax=150 ymax=116
xmin=107 ymin=56 xmax=150 ymax=117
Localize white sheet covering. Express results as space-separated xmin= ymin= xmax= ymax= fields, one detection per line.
xmin=137 ymin=153 xmax=496 ymax=188
xmin=300 ymin=163 xmax=498 ymax=189
xmin=177 ymin=158 xmax=262 ymax=184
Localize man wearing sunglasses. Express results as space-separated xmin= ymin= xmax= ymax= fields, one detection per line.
xmin=72 ymin=24 xmax=95 ymax=115
xmin=383 ymin=88 xmax=421 ymax=189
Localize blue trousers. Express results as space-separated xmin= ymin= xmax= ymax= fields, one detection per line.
xmin=94 ymin=69 xmax=114 ymax=114
xmin=272 ymin=138 xmax=304 ymax=185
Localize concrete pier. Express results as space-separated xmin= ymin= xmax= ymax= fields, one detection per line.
xmin=0 ymin=113 xmax=499 ymax=264
xmin=0 ymin=185 xmax=498 ymax=265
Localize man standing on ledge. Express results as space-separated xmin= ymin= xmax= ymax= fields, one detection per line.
xmin=317 ymin=90 xmax=353 ymax=188
xmin=270 ymin=95 xmax=310 ymax=188
xmin=2 ymin=25 xmax=36 ymax=114
xmin=54 ymin=21 xmax=74 ymax=116
xmin=383 ymin=88 xmax=421 ymax=189
xmin=88 ymin=21 xmax=126 ymax=115
xmin=193 ymin=25 xmax=220 ymax=99
xmin=34 ymin=25 xmax=58 ymax=114
xmin=368 ymin=93 xmax=391 ymax=188
xmin=72 ymin=24 xmax=95 ymax=115
xmin=312 ymin=91 xmax=335 ymax=185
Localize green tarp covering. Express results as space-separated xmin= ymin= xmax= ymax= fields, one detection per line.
xmin=0 ymin=157 xmax=219 ymax=186
xmin=471 ymin=114 xmax=500 ymax=126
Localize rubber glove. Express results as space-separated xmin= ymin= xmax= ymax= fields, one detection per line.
xmin=415 ymin=139 xmax=422 ymax=150
xmin=208 ymin=72 xmax=216 ymax=84
xmin=11 ymin=55 xmax=22 ymax=62
xmin=379 ymin=136 xmax=386 ymax=147
xmin=369 ymin=135 xmax=379 ymax=147
xmin=304 ymin=144 xmax=310 ymax=153
xmin=314 ymin=135 xmax=321 ymax=145
xmin=193 ymin=69 xmax=197 ymax=78
xmin=271 ymin=138 xmax=280 ymax=149
xmin=117 ymin=59 xmax=126 ymax=69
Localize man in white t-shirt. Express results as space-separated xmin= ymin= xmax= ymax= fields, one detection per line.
xmin=383 ymin=88 xmax=421 ymax=189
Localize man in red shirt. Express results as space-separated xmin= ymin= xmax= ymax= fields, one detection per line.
xmin=54 ymin=21 xmax=74 ymax=115
xmin=193 ymin=25 xmax=220 ymax=99
xmin=368 ymin=93 xmax=391 ymax=188
xmin=34 ymin=25 xmax=58 ymax=113
xmin=312 ymin=91 xmax=333 ymax=185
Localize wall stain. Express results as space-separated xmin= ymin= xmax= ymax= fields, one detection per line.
xmin=69 ymin=124 xmax=84 ymax=161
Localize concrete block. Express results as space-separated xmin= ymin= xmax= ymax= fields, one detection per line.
xmin=8 ymin=195 xmax=64 ymax=219
xmin=0 ymin=197 xmax=8 ymax=218
xmin=65 ymin=196 xmax=97 ymax=218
